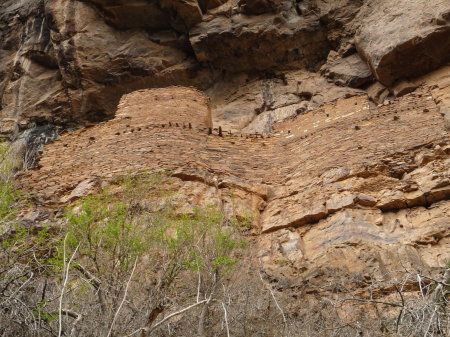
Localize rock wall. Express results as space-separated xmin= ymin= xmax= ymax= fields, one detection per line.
xmin=3 ymin=0 xmax=450 ymax=305
xmin=2 ymin=0 xmax=450 ymax=141
xmin=18 ymin=77 xmax=450 ymax=293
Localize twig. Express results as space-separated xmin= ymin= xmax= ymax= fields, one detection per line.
xmin=152 ymin=299 xmax=209 ymax=330
xmin=58 ymin=234 xmax=80 ymax=337
xmin=417 ymin=274 xmax=425 ymax=300
xmin=74 ymin=263 xmax=101 ymax=289
xmin=127 ymin=299 xmax=210 ymax=337
xmin=394 ymin=284 xmax=405 ymax=333
xmin=341 ymin=298 xmax=403 ymax=308
xmin=197 ymin=269 xmax=201 ymax=303
xmin=258 ymin=269 xmax=287 ymax=331
xmin=0 ymin=271 xmax=34 ymax=306
xmin=74 ymin=263 xmax=107 ymax=313
xmin=221 ymin=302 xmax=230 ymax=337
xmin=107 ymin=259 xmax=137 ymax=337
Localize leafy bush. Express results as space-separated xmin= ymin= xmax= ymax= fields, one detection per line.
xmin=23 ymin=172 xmax=245 ymax=336
xmin=0 ymin=143 xmax=20 ymax=222
xmin=63 ymin=173 xmax=245 ymax=275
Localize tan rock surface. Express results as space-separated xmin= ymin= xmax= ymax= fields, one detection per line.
xmin=3 ymin=0 xmax=449 ymax=143
xmin=18 ymin=76 xmax=450 ymax=290
xmin=355 ymin=0 xmax=450 ymax=86
xmin=3 ymin=0 xmax=450 ymax=301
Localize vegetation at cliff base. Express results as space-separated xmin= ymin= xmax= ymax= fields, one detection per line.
xmin=1 ymin=168 xmax=449 ymax=337
xmin=0 ymin=143 xmax=20 ymax=223
xmin=0 ymin=172 xmax=249 ymax=337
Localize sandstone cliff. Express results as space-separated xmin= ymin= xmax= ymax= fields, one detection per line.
xmin=1 ymin=0 xmax=450 ymax=335
xmin=1 ymin=0 xmax=449 ymax=138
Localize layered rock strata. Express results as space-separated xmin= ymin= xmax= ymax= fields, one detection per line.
xmin=18 ymin=78 xmax=450 ymax=290
xmin=2 ymin=0 xmax=450 ymax=143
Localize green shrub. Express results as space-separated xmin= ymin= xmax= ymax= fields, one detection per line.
xmin=1 ymin=172 xmax=248 ymax=336
xmin=63 ymin=186 xmax=245 ymax=278
xmin=0 ymin=143 xmax=20 ymax=223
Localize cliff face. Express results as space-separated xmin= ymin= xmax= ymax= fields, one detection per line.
xmin=0 ymin=0 xmax=215 ymax=136
xmin=2 ymin=0 xmax=450 ymax=333
xmin=2 ymin=0 xmax=449 ymax=138
xmin=18 ymin=68 xmax=450 ymax=294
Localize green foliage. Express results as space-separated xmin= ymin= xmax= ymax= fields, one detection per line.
xmin=62 ymin=172 xmax=245 ymax=280
xmin=32 ymin=301 xmax=58 ymax=323
xmin=64 ymin=195 xmax=147 ymax=273
xmin=1 ymin=222 xmax=61 ymax=268
xmin=0 ymin=171 xmax=247 ymax=337
xmin=0 ymin=144 xmax=20 ymax=222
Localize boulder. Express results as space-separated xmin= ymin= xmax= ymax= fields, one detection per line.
xmin=440 ymin=103 xmax=450 ymax=131
xmin=316 ymin=0 xmax=364 ymax=48
xmin=84 ymin=0 xmax=203 ymax=30
xmin=190 ymin=13 xmax=330 ymax=73
xmin=355 ymin=0 xmax=450 ymax=86
xmin=321 ymin=53 xmax=373 ymax=88
xmin=198 ymin=0 xmax=226 ymax=11
xmin=367 ymin=82 xmax=389 ymax=104
xmin=238 ymin=0 xmax=286 ymax=15
xmin=161 ymin=0 xmax=203 ymax=29
xmin=60 ymin=178 xmax=102 ymax=203
xmin=85 ymin=0 xmax=172 ymax=30
xmin=391 ymin=80 xmax=419 ymax=98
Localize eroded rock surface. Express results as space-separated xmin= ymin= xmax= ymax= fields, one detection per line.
xmin=355 ymin=0 xmax=450 ymax=86
xmin=320 ymin=52 xmax=373 ymax=88
xmin=18 ymin=78 xmax=450 ymax=292
xmin=0 ymin=0 xmax=215 ymax=138
xmin=189 ymin=11 xmax=330 ymax=73
xmin=2 ymin=0 xmax=450 ymax=142
xmin=3 ymin=0 xmax=450 ymax=303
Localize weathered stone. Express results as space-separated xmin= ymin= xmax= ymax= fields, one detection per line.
xmin=355 ymin=194 xmax=377 ymax=207
xmin=16 ymin=78 xmax=450 ymax=301
xmin=209 ymin=70 xmax=362 ymax=133
xmin=190 ymin=13 xmax=330 ymax=73
xmin=391 ymin=80 xmax=419 ymax=98
xmin=440 ymin=103 xmax=450 ymax=131
xmin=261 ymin=201 xmax=328 ymax=233
xmin=86 ymin=0 xmax=172 ymax=30
xmin=0 ymin=118 xmax=19 ymax=138
xmin=367 ymin=82 xmax=389 ymax=104
xmin=278 ymin=230 xmax=304 ymax=261
xmin=60 ymin=178 xmax=101 ymax=203
xmin=238 ymin=0 xmax=287 ymax=15
xmin=0 ymin=0 xmax=215 ymax=137
xmin=326 ymin=193 xmax=356 ymax=213
xmin=321 ymin=53 xmax=373 ymax=88
xmin=198 ymin=0 xmax=226 ymax=11
xmin=161 ymin=0 xmax=203 ymax=29
xmin=355 ymin=0 xmax=450 ymax=86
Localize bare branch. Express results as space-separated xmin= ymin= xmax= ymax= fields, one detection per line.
xmin=221 ymin=302 xmax=230 ymax=337
xmin=58 ymin=234 xmax=80 ymax=337
xmin=107 ymin=259 xmax=137 ymax=337
xmin=341 ymin=298 xmax=403 ymax=308
xmin=151 ymin=299 xmax=209 ymax=331
xmin=258 ymin=269 xmax=287 ymax=328
xmin=127 ymin=299 xmax=210 ymax=337
xmin=0 ymin=272 xmax=34 ymax=306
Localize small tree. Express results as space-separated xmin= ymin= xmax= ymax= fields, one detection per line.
xmin=47 ymin=173 xmax=246 ymax=336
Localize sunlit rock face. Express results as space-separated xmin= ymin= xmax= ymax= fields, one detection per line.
xmin=2 ymin=0 xmax=450 ymax=303
xmin=18 ymin=78 xmax=450 ymax=294
xmin=355 ymin=0 xmax=450 ymax=86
